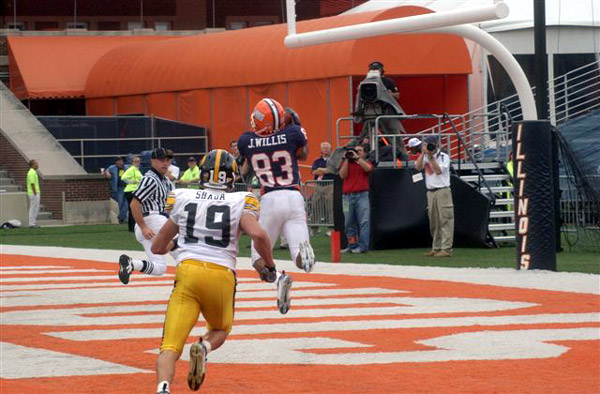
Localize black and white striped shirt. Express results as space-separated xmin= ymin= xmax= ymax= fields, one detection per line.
xmin=133 ymin=168 xmax=173 ymax=214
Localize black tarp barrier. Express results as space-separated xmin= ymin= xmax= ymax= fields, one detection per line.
xmin=369 ymin=168 xmax=493 ymax=249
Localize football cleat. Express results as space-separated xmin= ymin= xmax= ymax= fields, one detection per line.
xmin=118 ymin=254 xmax=133 ymax=284
xmin=298 ymin=240 xmax=315 ymax=273
xmin=276 ymin=271 xmax=293 ymax=314
xmin=188 ymin=341 xmax=207 ymax=391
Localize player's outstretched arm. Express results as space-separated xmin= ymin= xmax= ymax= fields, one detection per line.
xmin=151 ymin=220 xmax=178 ymax=255
xmin=240 ymin=213 xmax=277 ymax=282
xmin=241 ymin=214 xmax=274 ymax=267
xmin=296 ymin=146 xmax=309 ymax=161
xmin=240 ymin=160 xmax=250 ymax=176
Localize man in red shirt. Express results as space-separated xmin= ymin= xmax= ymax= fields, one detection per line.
xmin=339 ymin=144 xmax=373 ymax=253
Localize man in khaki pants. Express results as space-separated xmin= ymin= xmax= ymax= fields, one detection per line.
xmin=415 ymin=135 xmax=454 ymax=257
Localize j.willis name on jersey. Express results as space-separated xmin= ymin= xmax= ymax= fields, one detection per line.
xmin=247 ymin=134 xmax=287 ymax=149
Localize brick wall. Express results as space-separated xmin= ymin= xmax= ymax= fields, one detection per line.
xmin=0 ymin=132 xmax=30 ymax=187
xmin=43 ymin=177 xmax=110 ymax=219
xmin=1 ymin=132 xmax=110 ymax=220
xmin=64 ymin=178 xmax=110 ymax=202
xmin=0 ymin=36 xmax=7 ymax=56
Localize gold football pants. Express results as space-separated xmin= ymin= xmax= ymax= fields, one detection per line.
xmin=160 ymin=259 xmax=236 ymax=354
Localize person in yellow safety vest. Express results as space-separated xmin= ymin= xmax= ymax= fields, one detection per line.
xmin=505 ymin=152 xmax=514 ymax=212
xmin=179 ymin=156 xmax=200 ymax=189
xmin=27 ymin=159 xmax=41 ymax=228
xmin=121 ymin=156 xmax=143 ymax=232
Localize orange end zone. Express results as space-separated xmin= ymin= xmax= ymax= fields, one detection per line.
xmin=1 ymin=253 xmax=598 ymax=393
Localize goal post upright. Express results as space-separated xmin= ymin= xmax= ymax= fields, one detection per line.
xmin=284 ymin=0 xmax=557 ymax=270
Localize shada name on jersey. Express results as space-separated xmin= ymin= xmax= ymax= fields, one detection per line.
xmin=194 ymin=190 xmax=226 ymax=200
xmin=247 ymin=134 xmax=288 ymax=149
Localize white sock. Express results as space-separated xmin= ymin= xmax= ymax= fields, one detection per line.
xmin=157 ymin=380 xmax=170 ymax=393
xmin=132 ymin=259 xmax=144 ymax=272
xmin=202 ymin=340 xmax=212 ymax=354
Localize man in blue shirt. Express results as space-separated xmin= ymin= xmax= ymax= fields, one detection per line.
xmin=310 ymin=142 xmax=335 ymax=234
xmin=311 ymin=142 xmax=335 ymax=181
xmin=104 ymin=156 xmax=129 ymax=224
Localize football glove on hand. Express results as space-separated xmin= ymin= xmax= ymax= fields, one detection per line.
xmin=254 ymin=261 xmax=277 ymax=283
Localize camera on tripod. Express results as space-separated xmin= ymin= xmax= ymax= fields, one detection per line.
xmin=353 ymin=65 xmax=403 ymax=125
xmin=357 ymin=69 xmax=386 ymax=109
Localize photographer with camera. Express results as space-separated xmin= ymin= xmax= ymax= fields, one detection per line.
xmin=339 ymin=144 xmax=373 ymax=253
xmin=415 ymin=135 xmax=454 ymax=258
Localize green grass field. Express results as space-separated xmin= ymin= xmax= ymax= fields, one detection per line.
xmin=1 ymin=224 xmax=598 ymax=274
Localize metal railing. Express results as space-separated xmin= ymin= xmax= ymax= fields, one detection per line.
xmin=337 ymin=110 xmax=514 ymax=165
xmin=441 ymin=113 xmax=496 ymax=204
xmin=553 ymin=60 xmax=600 ymax=124
xmin=409 ymin=59 xmax=600 ymax=162
xmin=231 ymin=180 xmax=335 ymax=228
xmin=39 ymin=115 xmax=208 ymax=173
xmin=336 ymin=112 xmax=511 ymax=164
xmin=414 ymin=102 xmax=517 ymax=163
xmin=54 ymin=135 xmax=206 ymax=169
xmin=302 ymin=180 xmax=334 ymax=227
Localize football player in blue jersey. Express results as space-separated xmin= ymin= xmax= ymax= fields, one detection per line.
xmin=238 ymin=98 xmax=315 ymax=275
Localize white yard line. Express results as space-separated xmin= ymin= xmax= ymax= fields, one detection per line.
xmin=1 ymin=245 xmax=598 ymax=295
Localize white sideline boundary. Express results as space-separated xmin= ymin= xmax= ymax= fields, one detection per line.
xmin=1 ymin=245 xmax=598 ymax=295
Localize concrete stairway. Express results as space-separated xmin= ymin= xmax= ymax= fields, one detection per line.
xmin=0 ymin=168 xmax=62 ymax=226
xmin=455 ymin=162 xmax=515 ymax=244
xmin=0 ymin=170 xmax=20 ymax=192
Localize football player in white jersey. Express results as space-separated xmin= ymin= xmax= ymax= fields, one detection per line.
xmin=150 ymin=149 xmax=291 ymax=394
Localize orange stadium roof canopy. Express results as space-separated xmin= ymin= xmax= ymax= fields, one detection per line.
xmin=7 ymin=36 xmax=176 ymax=100
xmin=6 ymin=7 xmax=472 ymax=100
xmin=6 ymin=6 xmax=473 ymax=157
xmin=84 ymin=6 xmax=471 ymax=99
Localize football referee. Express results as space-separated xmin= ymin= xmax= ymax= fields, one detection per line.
xmin=118 ymin=147 xmax=175 ymax=284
